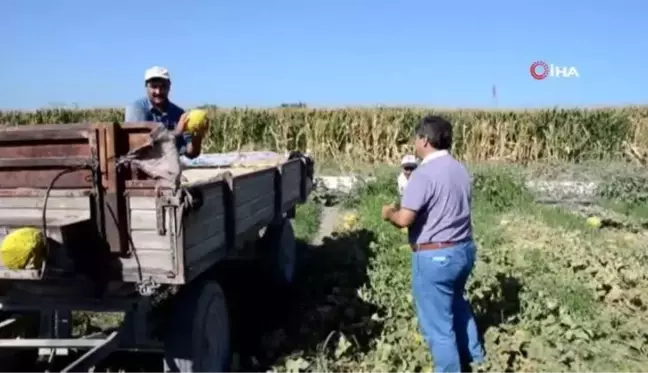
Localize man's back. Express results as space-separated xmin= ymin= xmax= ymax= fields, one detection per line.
xmin=403 ymin=153 xmax=472 ymax=244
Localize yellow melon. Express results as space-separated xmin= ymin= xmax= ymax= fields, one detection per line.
xmin=0 ymin=227 xmax=46 ymax=270
xmin=185 ymin=109 xmax=209 ymax=135
xmin=586 ymin=216 xmax=602 ymax=229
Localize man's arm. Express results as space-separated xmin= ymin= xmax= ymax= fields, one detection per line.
xmin=124 ymin=102 xmax=149 ymax=122
xmin=184 ymin=134 xmax=203 ymax=159
xmin=382 ymin=205 xmax=414 ymax=228
xmin=383 ymin=171 xmax=430 ymax=228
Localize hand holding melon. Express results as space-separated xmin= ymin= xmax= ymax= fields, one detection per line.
xmin=178 ymin=109 xmax=210 ymax=136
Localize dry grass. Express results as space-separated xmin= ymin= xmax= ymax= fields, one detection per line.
xmin=1 ymin=107 xmax=647 ymax=166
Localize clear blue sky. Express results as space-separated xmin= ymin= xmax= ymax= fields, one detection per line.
xmin=1 ymin=0 xmax=646 ymax=110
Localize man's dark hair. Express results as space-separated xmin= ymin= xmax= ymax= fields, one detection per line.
xmin=414 ymin=115 xmax=453 ymax=150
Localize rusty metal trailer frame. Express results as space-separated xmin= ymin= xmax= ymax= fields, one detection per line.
xmin=0 ymin=122 xmax=315 ymax=372
xmin=0 ymin=295 xmax=161 ymax=372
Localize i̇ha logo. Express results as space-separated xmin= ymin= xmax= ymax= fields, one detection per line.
xmin=530 ymin=61 xmax=579 ymax=80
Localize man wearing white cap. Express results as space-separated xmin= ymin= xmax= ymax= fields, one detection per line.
xmin=398 ymin=154 xmax=419 ymax=196
xmin=124 ymin=66 xmax=204 ymax=158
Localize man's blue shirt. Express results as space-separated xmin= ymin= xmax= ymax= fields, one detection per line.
xmin=124 ymin=98 xmax=192 ymax=155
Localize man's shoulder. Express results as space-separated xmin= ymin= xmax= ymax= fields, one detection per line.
xmin=419 ymin=155 xmax=468 ymax=180
xmin=427 ymin=156 xmax=471 ymax=185
xmin=408 ymin=168 xmax=432 ymax=188
xmin=442 ymin=155 xmax=469 ymax=174
xmin=424 ymin=154 xmax=463 ymax=169
xmin=127 ymin=97 xmax=150 ymax=110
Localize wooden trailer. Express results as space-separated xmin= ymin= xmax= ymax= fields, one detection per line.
xmin=0 ymin=122 xmax=314 ymax=372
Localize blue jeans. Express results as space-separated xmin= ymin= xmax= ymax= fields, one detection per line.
xmin=411 ymin=240 xmax=485 ymax=372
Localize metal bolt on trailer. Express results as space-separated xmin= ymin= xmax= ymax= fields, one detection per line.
xmin=0 ymin=122 xmax=315 ymax=372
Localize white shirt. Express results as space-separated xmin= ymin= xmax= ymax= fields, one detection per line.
xmin=397 ymin=172 xmax=409 ymax=196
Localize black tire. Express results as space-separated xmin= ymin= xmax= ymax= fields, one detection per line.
xmin=163 ymin=281 xmax=231 ymax=372
xmin=259 ymin=217 xmax=298 ymax=286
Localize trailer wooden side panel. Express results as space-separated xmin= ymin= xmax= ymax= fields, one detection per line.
xmin=280 ymin=159 xmax=304 ymax=211
xmin=179 ymin=168 xmax=278 ymax=283
xmin=232 ymin=168 xmax=276 ymax=237
xmin=0 ymin=191 xmax=92 ymax=278
xmin=0 ymin=161 xmax=307 ymax=285
xmin=0 ymin=192 xmax=179 ymax=283
xmin=181 ymin=179 xmax=228 ymax=283
xmin=176 ymin=159 xmax=312 ymax=283
xmin=123 ymin=197 xmax=177 ymax=282
xmin=0 ymin=210 xmax=89 ymax=281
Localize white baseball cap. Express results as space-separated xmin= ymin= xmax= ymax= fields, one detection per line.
xmin=144 ymin=66 xmax=171 ymax=82
xmin=401 ymin=154 xmax=418 ymax=167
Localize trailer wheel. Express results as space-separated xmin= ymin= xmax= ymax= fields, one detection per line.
xmin=261 ymin=217 xmax=297 ymax=285
xmin=163 ymin=281 xmax=231 ymax=372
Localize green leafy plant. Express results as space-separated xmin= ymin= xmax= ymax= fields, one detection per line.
xmin=597 ymin=175 xmax=648 ymax=205
xmin=263 ymin=169 xmax=648 ymax=372
xmin=472 ymin=168 xmax=533 ymax=212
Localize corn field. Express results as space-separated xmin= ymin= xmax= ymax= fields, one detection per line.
xmin=1 ymin=106 xmax=647 ymax=164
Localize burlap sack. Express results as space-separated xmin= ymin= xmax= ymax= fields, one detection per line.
xmin=118 ymin=126 xmax=181 ymax=191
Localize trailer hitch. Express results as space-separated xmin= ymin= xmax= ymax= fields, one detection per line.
xmin=136 ymin=276 xmax=160 ymax=297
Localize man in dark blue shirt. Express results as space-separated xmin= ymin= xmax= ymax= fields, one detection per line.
xmin=124 ymin=66 xmax=204 ymax=158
